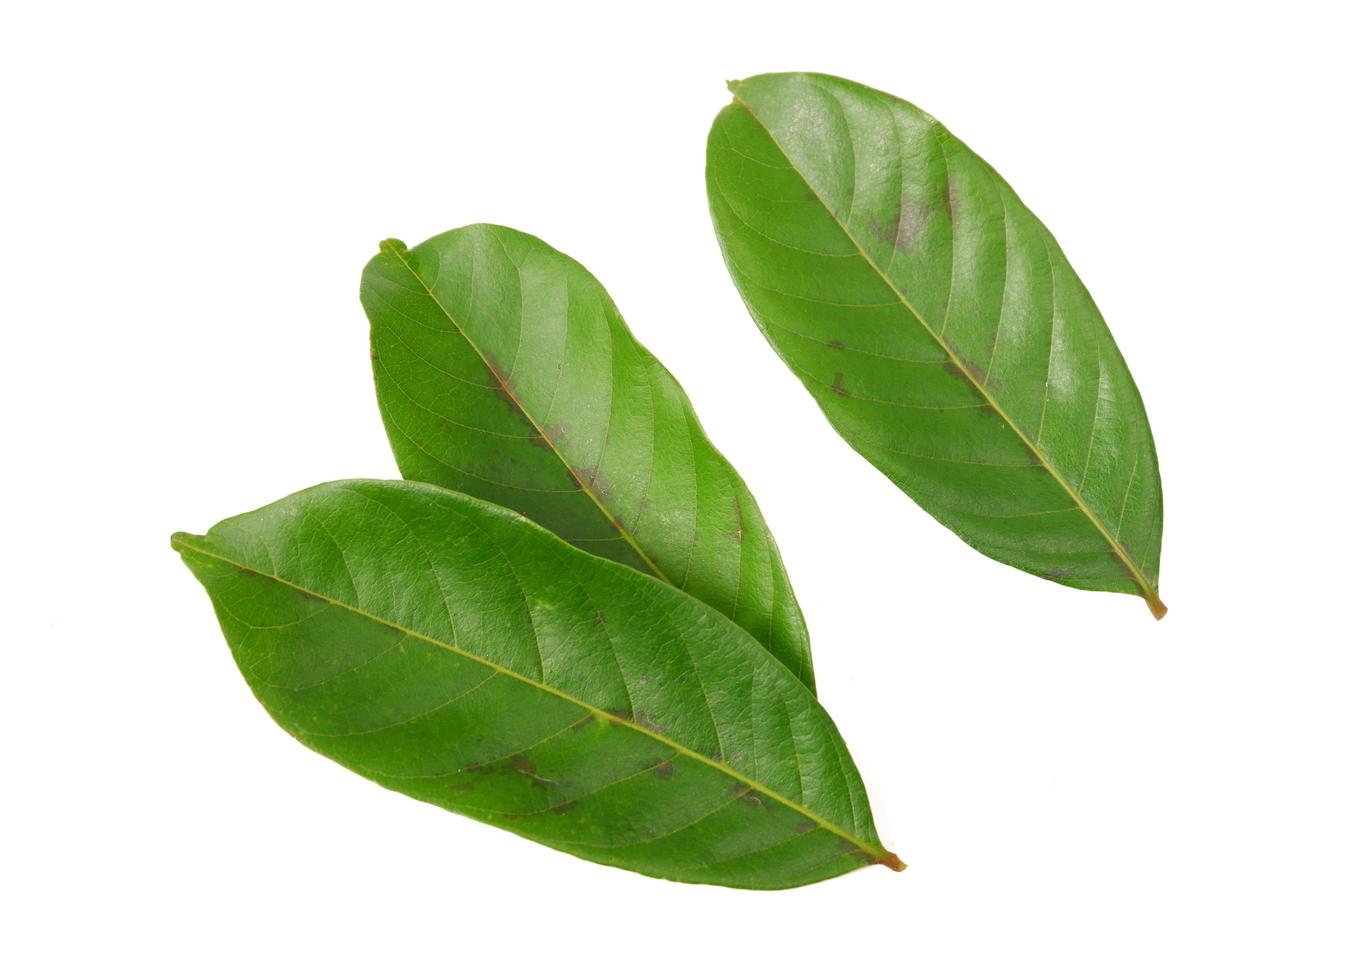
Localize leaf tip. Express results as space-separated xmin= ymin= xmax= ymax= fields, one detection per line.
xmin=378 ymin=237 xmax=407 ymax=255
xmin=725 ymin=78 xmax=742 ymax=95
xmin=877 ymin=850 xmax=906 ymax=872
xmin=1145 ymin=593 xmax=1168 ymax=620
xmin=169 ymin=531 xmax=191 ymax=552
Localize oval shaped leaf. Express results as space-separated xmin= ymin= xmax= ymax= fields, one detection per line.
xmin=363 ymin=225 xmax=816 ymax=686
xmin=172 ymin=480 xmax=899 ymax=889
xmin=707 ymin=73 xmax=1165 ymax=617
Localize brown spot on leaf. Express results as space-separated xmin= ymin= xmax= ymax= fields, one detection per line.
xmin=633 ymin=711 xmax=665 ymax=734
xmin=572 ymin=714 xmax=596 ymax=732
xmin=831 ymin=372 xmax=850 ymax=397
xmin=942 ymin=358 xmax=986 ymax=386
xmin=1041 ymin=566 xmax=1079 ymax=581
xmin=551 ymin=799 xmax=578 ymax=815
xmin=483 ymin=354 xmax=540 ymax=429
xmin=868 ymin=197 xmax=945 ymax=253
xmin=725 ymin=496 xmax=745 ymax=542
xmin=574 ymin=465 xmax=614 ymax=501
xmin=730 ymin=783 xmax=770 ymax=808
xmin=827 ymin=339 xmax=846 ymax=350
xmin=654 ymin=761 xmax=674 ymax=781
xmin=506 ymin=754 xmax=557 ymax=789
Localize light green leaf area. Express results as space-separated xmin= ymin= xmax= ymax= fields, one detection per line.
xmin=363 ymin=225 xmax=816 ymax=685
xmin=173 ymin=480 xmax=899 ymax=889
xmin=708 ymin=73 xmax=1165 ymax=616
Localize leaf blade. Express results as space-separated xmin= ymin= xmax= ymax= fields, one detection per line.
xmin=708 ymin=73 xmax=1165 ymax=615
xmin=363 ymin=225 xmax=818 ymax=683
xmin=173 ymin=480 xmax=897 ymax=889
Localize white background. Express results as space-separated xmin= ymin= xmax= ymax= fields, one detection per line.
xmin=4 ymin=2 xmax=1362 ymax=976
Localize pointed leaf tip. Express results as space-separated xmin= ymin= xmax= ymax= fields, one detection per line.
xmin=378 ymin=238 xmax=406 ymax=254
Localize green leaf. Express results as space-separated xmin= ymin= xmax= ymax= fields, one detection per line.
xmin=172 ymin=480 xmax=900 ymax=889
xmin=707 ymin=73 xmax=1165 ymax=617
xmin=363 ymin=225 xmax=816 ymax=687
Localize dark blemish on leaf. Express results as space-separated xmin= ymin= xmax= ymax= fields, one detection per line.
xmin=506 ymin=754 xmax=557 ymax=789
xmin=868 ymin=198 xmax=944 ymax=253
xmin=574 ymin=465 xmax=615 ymax=502
xmin=633 ymin=711 xmax=665 ymax=734
xmin=942 ymin=339 xmax=986 ymax=385
xmin=450 ymin=780 xmax=475 ymax=792
xmin=591 ymin=611 xmax=605 ymax=628
xmin=572 ymin=714 xmax=596 ymax=732
xmin=730 ymin=783 xmax=770 ymax=808
xmin=793 ymin=820 xmax=817 ymax=835
xmin=725 ymin=496 xmax=745 ymax=542
xmin=483 ymin=355 xmax=529 ymax=419
xmin=831 ymin=372 xmax=850 ymax=397
xmin=606 ymin=708 xmax=631 ymax=727
xmin=369 ymin=347 xmax=378 ymax=362
xmin=551 ymin=799 xmax=578 ymax=815
xmin=943 ymin=358 xmax=986 ymax=386
xmin=654 ymin=761 xmax=674 ymax=781
xmin=540 ymin=421 xmax=571 ymax=450
xmin=827 ymin=339 xmax=846 ymax=350
xmin=806 ymin=189 xmax=820 ymax=202
xmin=1041 ymin=566 xmax=1079 ymax=581
xmin=236 ymin=566 xmax=258 ymax=576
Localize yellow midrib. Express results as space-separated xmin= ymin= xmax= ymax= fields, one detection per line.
xmin=172 ymin=532 xmax=900 ymax=871
xmin=380 ymin=241 xmax=672 ymax=585
xmin=729 ymin=94 xmax=1163 ymax=616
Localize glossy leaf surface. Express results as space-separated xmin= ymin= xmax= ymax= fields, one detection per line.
xmin=708 ymin=73 xmax=1165 ymax=616
xmin=364 ymin=225 xmax=815 ymax=685
xmin=173 ymin=480 xmax=899 ymax=889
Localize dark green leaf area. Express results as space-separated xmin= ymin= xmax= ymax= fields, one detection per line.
xmin=363 ymin=225 xmax=815 ymax=683
xmin=173 ymin=480 xmax=897 ymax=888
xmin=707 ymin=73 xmax=1164 ymax=615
